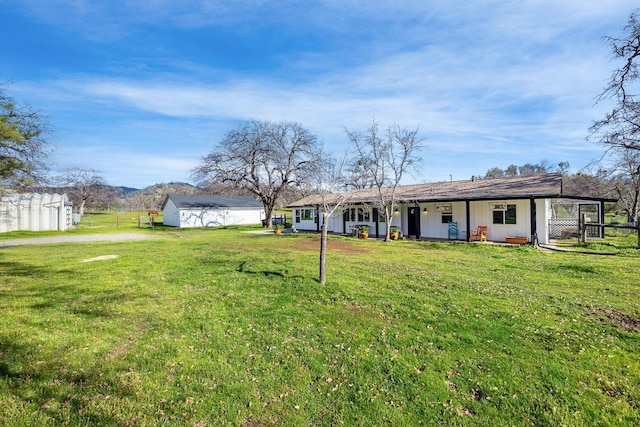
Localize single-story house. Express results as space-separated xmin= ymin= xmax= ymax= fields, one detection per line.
xmin=287 ymin=173 xmax=615 ymax=245
xmin=0 ymin=193 xmax=73 ymax=233
xmin=161 ymin=194 xmax=264 ymax=228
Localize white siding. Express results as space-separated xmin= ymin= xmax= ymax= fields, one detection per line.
xmin=328 ymin=214 xmax=343 ymax=234
xmin=293 ymin=208 xmax=318 ymax=231
xmin=536 ymin=198 xmax=551 ymax=245
xmin=0 ymin=193 xmax=72 ymax=233
xmin=417 ymin=201 xmax=466 ymax=239
xmin=162 ymin=198 xmax=181 ymax=227
xmin=178 ymin=208 xmax=262 ymax=228
xmin=468 ymin=200 xmax=531 ymax=242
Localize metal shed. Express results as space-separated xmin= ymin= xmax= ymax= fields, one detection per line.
xmin=0 ymin=193 xmax=73 ymax=233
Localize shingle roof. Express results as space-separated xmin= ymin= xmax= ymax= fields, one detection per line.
xmin=287 ymin=173 xmax=565 ymax=207
xmin=164 ymin=194 xmax=263 ymax=210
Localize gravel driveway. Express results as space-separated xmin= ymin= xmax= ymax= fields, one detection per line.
xmin=0 ymin=233 xmax=156 ymax=248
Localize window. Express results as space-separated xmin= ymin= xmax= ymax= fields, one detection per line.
xmin=347 ymin=208 xmax=370 ymax=222
xmin=492 ymin=204 xmax=516 ymax=224
xmin=505 ymin=205 xmax=517 ymax=224
xmin=492 ymin=210 xmax=504 ymax=224
xmin=295 ymin=209 xmax=300 ymax=223
xmin=441 ymin=214 xmax=453 ymax=224
xmin=357 ymin=208 xmax=370 ymax=222
xmin=301 ymin=208 xmax=314 ymax=221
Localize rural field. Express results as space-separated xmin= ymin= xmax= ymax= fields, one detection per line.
xmin=1 ymin=212 xmax=639 ymax=426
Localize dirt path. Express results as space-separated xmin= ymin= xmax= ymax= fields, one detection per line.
xmin=0 ymin=233 xmax=156 ymax=248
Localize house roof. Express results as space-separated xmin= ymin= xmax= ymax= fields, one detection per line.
xmin=163 ymin=194 xmax=263 ymax=210
xmin=287 ymin=173 xmax=611 ymax=207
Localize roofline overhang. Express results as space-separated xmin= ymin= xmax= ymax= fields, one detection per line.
xmin=411 ymin=194 xmax=618 ymax=204
xmin=288 ymin=194 xmax=618 ymax=208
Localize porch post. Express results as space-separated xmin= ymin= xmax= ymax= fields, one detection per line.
xmin=373 ymin=208 xmax=380 ymax=238
xmin=600 ymin=200 xmax=605 ymax=238
xmin=530 ymin=197 xmax=537 ymax=245
xmin=342 ymin=209 xmax=348 ymax=235
xmin=465 ymin=200 xmax=471 ymax=242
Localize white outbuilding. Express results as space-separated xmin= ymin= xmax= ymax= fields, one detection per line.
xmin=0 ymin=193 xmax=73 ymax=233
xmin=161 ymin=194 xmax=264 ymax=228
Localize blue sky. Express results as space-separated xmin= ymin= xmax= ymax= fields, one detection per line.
xmin=1 ymin=1 xmax=638 ymax=188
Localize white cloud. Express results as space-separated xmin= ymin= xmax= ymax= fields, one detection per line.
xmin=9 ymin=0 xmax=640 ymax=186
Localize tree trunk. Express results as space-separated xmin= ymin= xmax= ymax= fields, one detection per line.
xmin=319 ymin=213 xmax=328 ymax=284
xmin=630 ymin=189 xmax=639 ymax=224
xmin=264 ymin=203 xmax=274 ymax=228
xmin=384 ymin=205 xmax=393 ymax=241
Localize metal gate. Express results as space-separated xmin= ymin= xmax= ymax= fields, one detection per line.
xmin=579 ymin=203 xmax=602 ymax=238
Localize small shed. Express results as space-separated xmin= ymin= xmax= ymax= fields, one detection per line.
xmin=161 ymin=194 xmax=263 ymax=228
xmin=0 ymin=193 xmax=73 ymax=233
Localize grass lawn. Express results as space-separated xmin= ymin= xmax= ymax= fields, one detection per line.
xmin=1 ymin=213 xmax=639 ymax=425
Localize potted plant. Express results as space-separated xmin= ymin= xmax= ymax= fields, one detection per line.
xmin=360 ymin=225 xmax=369 ymax=239
xmin=273 ymin=223 xmax=284 ymax=235
xmin=389 ymin=226 xmax=399 ymax=240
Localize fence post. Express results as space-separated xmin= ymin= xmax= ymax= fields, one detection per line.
xmin=580 ymin=214 xmax=587 ymax=244
xmin=637 ymin=219 xmax=640 ymax=248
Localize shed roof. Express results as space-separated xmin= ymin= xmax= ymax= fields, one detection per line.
xmin=0 ymin=192 xmax=70 ymax=205
xmin=163 ymin=194 xmax=263 ymax=210
xmin=287 ymin=173 xmax=609 ymax=207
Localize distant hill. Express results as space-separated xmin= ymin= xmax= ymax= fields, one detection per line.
xmin=130 ymin=182 xmax=199 ymax=197
xmin=116 ymin=186 xmax=139 ymax=195
xmin=35 ymin=181 xmax=305 ymax=211
xmin=121 ymin=182 xmax=200 ymax=210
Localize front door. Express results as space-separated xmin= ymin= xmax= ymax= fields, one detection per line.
xmin=408 ymin=206 xmax=420 ymax=238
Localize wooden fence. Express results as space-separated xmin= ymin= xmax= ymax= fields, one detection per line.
xmin=581 ymin=214 xmax=640 ymax=247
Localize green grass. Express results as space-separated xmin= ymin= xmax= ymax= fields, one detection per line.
xmin=0 ymin=211 xmax=158 ymax=240
xmin=553 ymin=228 xmax=640 ymax=255
xmin=1 ymin=215 xmax=639 ymax=425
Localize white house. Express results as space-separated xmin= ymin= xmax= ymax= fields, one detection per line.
xmin=0 ymin=193 xmax=73 ymax=233
xmin=161 ymin=194 xmax=264 ymax=228
xmin=287 ymin=173 xmax=614 ymax=245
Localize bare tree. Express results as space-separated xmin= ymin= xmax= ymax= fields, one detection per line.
xmin=1 ymin=85 xmax=53 ymax=191
xmin=57 ymin=168 xmax=107 ymax=216
xmin=563 ymin=168 xmax=614 ymax=199
xmin=562 ymin=160 xmax=638 ymax=222
xmin=193 ymin=120 xmax=322 ymax=228
xmin=342 ymin=157 xmax=375 ymax=189
xmin=589 ymin=9 xmax=640 ymax=153
xmin=610 ymin=149 xmax=640 ymax=222
xmin=345 ymin=118 xmax=423 ymax=241
xmin=306 ymin=148 xmax=353 ymax=285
